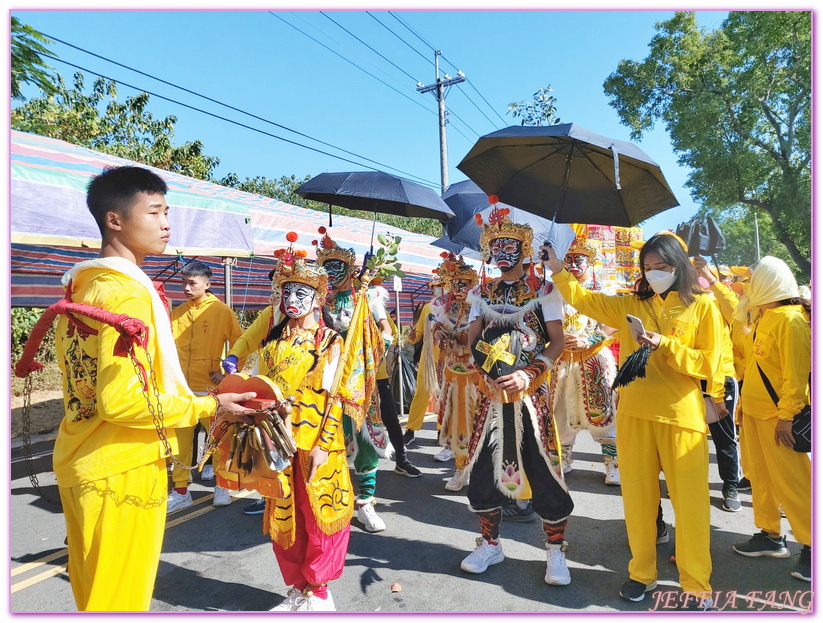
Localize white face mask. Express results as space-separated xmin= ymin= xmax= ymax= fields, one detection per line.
xmin=645 ymin=269 xmax=677 ymax=294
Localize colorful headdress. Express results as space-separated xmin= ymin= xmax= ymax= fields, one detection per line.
xmin=567 ymin=235 xmax=601 ymax=259
xmin=313 ymin=226 xmax=357 ymax=271
xmin=476 ymin=199 xmax=534 ymax=263
xmin=435 ymin=252 xmax=478 ymax=292
xmin=273 ymin=232 xmax=328 ymax=293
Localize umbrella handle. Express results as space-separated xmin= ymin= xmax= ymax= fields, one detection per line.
xmin=539 ymin=216 xmax=557 ymax=261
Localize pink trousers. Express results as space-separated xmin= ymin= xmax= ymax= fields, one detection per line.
xmin=272 ymin=459 xmax=350 ymax=591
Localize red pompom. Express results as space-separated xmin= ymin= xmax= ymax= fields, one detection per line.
xmin=311 ymin=240 xmax=318 ymax=246
xmin=286 ymin=231 xmax=298 ymax=243
xmin=274 ymin=249 xmax=284 ymax=258
xmin=500 ymin=208 xmax=510 ymax=216
xmin=488 ymin=194 xmax=498 ymax=205
xmin=440 ymin=251 xmax=449 ymax=258
xmin=318 ymin=226 xmax=327 ymax=234
xmin=475 ymin=214 xmax=484 ymax=224
xmin=296 ymin=250 xmax=307 ymax=258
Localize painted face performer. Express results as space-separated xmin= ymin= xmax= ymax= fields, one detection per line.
xmin=461 ymin=204 xmax=574 ymax=586
xmin=255 ymin=234 xmax=352 ymax=612
xmin=549 ymin=232 xmax=620 ymax=485
xmin=315 ymin=228 xmax=421 ymax=535
xmin=430 ymin=252 xmax=480 ymax=491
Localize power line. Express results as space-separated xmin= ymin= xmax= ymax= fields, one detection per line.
xmin=465 ymin=78 xmax=510 ymax=127
xmin=453 ymin=86 xmax=499 ymax=131
xmin=366 ymin=11 xmax=434 ymax=68
xmin=39 ymin=31 xmax=431 ymax=182
xmin=271 ymin=12 xmax=434 ymax=118
xmin=320 ymin=11 xmax=420 ymax=84
xmin=38 ymin=54 xmax=441 ymax=189
xmin=388 ymin=11 xmax=436 ymax=51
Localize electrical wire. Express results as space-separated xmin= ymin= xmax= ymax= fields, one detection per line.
xmin=271 ymin=12 xmax=435 ymax=118
xmin=366 ymin=11 xmax=434 ymax=67
xmin=40 ymin=31 xmax=432 ymax=182
xmin=388 ymin=11 xmax=436 ymax=50
xmin=320 ymin=11 xmax=420 ymax=84
xmin=454 ymin=87 xmax=499 ymax=131
xmin=39 ymin=53 xmax=441 ymax=189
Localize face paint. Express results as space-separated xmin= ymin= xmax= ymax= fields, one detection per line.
xmin=282 ymin=282 xmax=317 ymax=318
xmin=564 ymin=253 xmax=590 ymax=277
xmin=453 ymin=279 xmax=470 ymax=300
xmin=490 ymin=237 xmax=523 ymax=273
xmin=323 ymin=259 xmax=349 ymax=286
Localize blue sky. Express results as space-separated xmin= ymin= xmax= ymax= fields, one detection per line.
xmin=12 ymin=8 xmax=734 ymax=240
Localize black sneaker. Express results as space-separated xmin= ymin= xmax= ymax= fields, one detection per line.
xmin=394 ymin=459 xmax=422 ymax=478
xmin=656 ymin=522 xmax=669 ymax=545
xmin=619 ymin=578 xmax=658 ymax=602
xmin=792 ymin=545 xmax=811 ymax=582
xmin=679 ymin=593 xmax=714 ymax=610
xmin=737 ymin=476 xmax=751 ymax=491
xmin=402 ymin=429 xmax=415 ymax=445
xmin=501 ymin=499 xmax=538 ymax=523
xmin=733 ymin=531 xmax=790 ymax=558
xmin=242 ymin=498 xmax=266 ymax=515
xmin=722 ymin=484 xmax=742 ymax=512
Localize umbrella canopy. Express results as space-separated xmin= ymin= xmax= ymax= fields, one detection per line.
xmin=441 ymin=179 xmax=495 ymax=239
xmin=430 ymin=235 xmax=481 ymax=261
xmin=296 ymin=171 xmax=455 ymax=221
xmin=457 ymin=123 xmax=679 ymax=227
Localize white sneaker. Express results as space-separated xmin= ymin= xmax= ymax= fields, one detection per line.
xmin=213 ymin=486 xmax=231 ymax=507
xmin=445 ymin=467 xmax=469 ymax=491
xmin=270 ymin=587 xmax=305 ymax=611
xmin=434 ymin=447 xmax=454 ymax=462
xmin=545 ymin=542 xmax=571 ymax=585
xmin=356 ymin=500 xmax=386 ymax=533
xmin=461 ymin=537 xmax=505 ymax=573
xmin=201 ymin=464 xmax=215 ymax=481
xmin=167 ymin=490 xmax=193 ymax=514
xmin=561 ymin=447 xmax=574 ymax=474
xmin=296 ymin=589 xmax=336 ymax=612
xmin=604 ymin=460 xmax=621 ymax=486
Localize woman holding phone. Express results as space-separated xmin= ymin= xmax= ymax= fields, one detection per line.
xmin=543 ymin=232 xmax=724 ymax=610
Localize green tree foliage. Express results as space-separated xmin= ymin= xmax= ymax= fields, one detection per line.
xmin=11 ymin=308 xmax=55 ymax=363
xmin=603 ymin=11 xmax=811 ymax=279
xmin=217 ymin=173 xmax=444 ymax=238
xmin=11 ymin=72 xmax=220 ymax=180
xmin=11 ymin=17 xmax=57 ymax=101
xmin=508 ymin=85 xmax=561 ymax=126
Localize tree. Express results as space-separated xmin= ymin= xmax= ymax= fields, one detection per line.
xmin=218 ymin=173 xmax=444 ymax=238
xmin=11 ymin=17 xmax=57 ymax=100
xmin=603 ymin=11 xmax=811 ymax=279
xmin=11 ymin=72 xmax=219 ymax=180
xmin=508 ymin=85 xmax=561 ymax=126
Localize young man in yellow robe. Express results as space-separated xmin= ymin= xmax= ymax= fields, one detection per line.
xmin=52 ymin=166 xmax=254 ymax=611
xmin=168 ymin=260 xmax=245 ymax=511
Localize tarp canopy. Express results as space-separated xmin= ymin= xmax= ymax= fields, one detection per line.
xmin=11 ymin=130 xmax=255 ymax=257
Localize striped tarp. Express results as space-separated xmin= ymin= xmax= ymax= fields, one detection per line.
xmin=11 ymin=244 xmax=433 ymax=327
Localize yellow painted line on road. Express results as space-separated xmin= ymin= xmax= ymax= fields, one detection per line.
xmin=10 ymin=490 xmax=258 ymax=593
xmin=11 ymin=549 xmax=68 ymax=577
xmin=11 ymin=564 xmax=68 ymax=593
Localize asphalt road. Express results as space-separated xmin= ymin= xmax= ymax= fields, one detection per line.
xmin=8 ymin=416 xmax=814 ymax=614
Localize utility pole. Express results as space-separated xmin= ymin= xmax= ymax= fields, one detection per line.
xmin=417 ymin=51 xmax=465 ymax=194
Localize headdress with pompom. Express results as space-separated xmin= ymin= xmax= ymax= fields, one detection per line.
xmin=313 ymin=226 xmax=357 ymax=273
xmin=273 ymin=231 xmax=328 ymax=293
xmin=477 ymin=196 xmax=534 ymax=263
xmin=434 ymin=251 xmax=478 ymax=292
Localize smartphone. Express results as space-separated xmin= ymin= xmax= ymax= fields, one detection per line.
xmin=626 ymin=314 xmax=646 ymax=341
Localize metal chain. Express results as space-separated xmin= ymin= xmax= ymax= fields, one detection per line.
xmin=20 ymin=374 xmax=59 ymax=503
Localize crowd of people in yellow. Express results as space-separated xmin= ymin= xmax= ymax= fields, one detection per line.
xmin=26 ymin=165 xmax=810 ymax=612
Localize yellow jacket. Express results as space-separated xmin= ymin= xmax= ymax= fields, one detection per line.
xmin=171 ymin=293 xmax=245 ymax=392
xmin=553 ymin=269 xmax=723 ymax=433
xmin=740 ymin=305 xmax=810 ymax=421
xmin=228 ymin=304 xmax=284 ymax=364
xmin=710 ymin=281 xmax=747 ymax=380
xmin=706 ymin=297 xmax=736 ymax=401
xmin=54 ymin=268 xmax=216 ymax=488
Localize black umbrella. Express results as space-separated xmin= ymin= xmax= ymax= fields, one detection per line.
xmin=457 ymin=123 xmax=679 ymax=227
xmin=441 ymin=179 xmax=494 ymax=239
xmin=430 ymin=235 xmax=481 ymax=261
xmin=296 ymin=171 xmax=455 ymax=223
xmin=675 ymin=216 xmax=726 ymax=257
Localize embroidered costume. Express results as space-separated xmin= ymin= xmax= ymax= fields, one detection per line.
xmin=548 ymin=234 xmax=620 ymax=484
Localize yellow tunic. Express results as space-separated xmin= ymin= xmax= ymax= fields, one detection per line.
xmin=171 ymin=292 xmax=245 ymax=392
xmin=261 ymin=324 xmax=354 ymax=548
xmin=710 ymin=281 xmax=748 ymax=380
xmin=553 ymin=268 xmax=724 ymax=433
xmin=54 ymin=266 xmax=216 ymax=611
xmin=227 ymin=304 xmax=284 ymax=365
xmin=406 ymin=301 xmax=441 ymax=430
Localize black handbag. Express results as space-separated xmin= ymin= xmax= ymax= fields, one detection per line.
xmin=755 ymin=363 xmax=811 ymax=454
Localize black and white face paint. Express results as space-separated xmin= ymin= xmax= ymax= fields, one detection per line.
xmin=565 ymin=253 xmax=590 ymax=277
xmin=453 ymin=279 xmax=470 ymax=300
xmin=323 ymin=259 xmax=349 ymax=287
xmin=490 ymin=237 xmax=523 ymax=273
xmin=282 ymin=282 xmax=317 ymax=319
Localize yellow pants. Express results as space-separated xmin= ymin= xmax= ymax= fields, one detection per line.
xmin=617 ymin=415 xmax=712 ymax=594
xmin=739 ymin=414 xmax=811 ymax=545
xmin=59 ymin=459 xmax=168 ymax=611
xmin=172 ymin=417 xmax=211 ymax=488
xmin=407 ymin=377 xmax=436 ymax=432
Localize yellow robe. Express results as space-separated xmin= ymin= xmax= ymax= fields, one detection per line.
xmin=54 ymin=265 xmax=215 ymax=611
xmin=406 ymin=301 xmax=441 ymax=431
